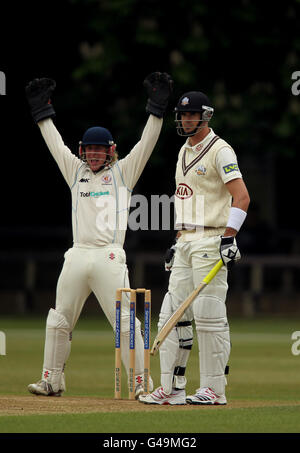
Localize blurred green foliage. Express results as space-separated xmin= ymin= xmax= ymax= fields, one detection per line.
xmin=64 ymin=0 xmax=300 ymax=164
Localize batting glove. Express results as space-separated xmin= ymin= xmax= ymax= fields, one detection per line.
xmin=25 ymin=78 xmax=56 ymax=123
xmin=220 ymin=236 xmax=241 ymax=267
xmin=143 ymin=72 xmax=174 ymax=118
xmin=165 ymin=244 xmax=176 ymax=271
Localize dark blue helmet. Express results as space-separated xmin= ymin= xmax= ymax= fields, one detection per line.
xmin=81 ymin=126 xmax=114 ymax=146
xmin=79 ymin=126 xmax=116 ymax=170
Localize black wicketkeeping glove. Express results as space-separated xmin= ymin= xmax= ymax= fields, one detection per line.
xmin=25 ymin=78 xmax=56 ymax=123
xmin=220 ymin=236 xmax=241 ymax=268
xmin=143 ymin=72 xmax=174 ymax=118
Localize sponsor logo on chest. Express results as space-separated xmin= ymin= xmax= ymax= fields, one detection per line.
xmin=80 ymin=191 xmax=110 ymax=198
xmin=175 ymin=183 xmax=193 ymax=199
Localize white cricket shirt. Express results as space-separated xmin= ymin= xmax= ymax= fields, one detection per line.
xmin=39 ymin=116 xmax=162 ymax=247
xmin=175 ymin=128 xmax=242 ymax=232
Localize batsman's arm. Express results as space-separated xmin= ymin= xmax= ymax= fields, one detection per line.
xmin=215 ymin=147 xmax=250 ymax=237
xmin=223 ymin=178 xmax=250 ymax=237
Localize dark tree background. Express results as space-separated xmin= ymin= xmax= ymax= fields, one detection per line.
xmin=1 ymin=0 xmax=300 ymax=254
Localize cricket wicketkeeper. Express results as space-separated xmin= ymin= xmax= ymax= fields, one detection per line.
xmin=25 ymin=72 xmax=173 ymax=399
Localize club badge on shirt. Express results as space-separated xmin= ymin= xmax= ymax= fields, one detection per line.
xmin=101 ymin=174 xmax=112 ymax=185
xmin=195 ymin=165 xmax=207 ymax=175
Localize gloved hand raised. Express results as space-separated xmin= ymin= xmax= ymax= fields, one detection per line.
xmin=25 ymin=78 xmax=56 ymax=123
xmin=143 ymin=72 xmax=173 ymax=118
xmin=220 ymin=236 xmax=241 ymax=267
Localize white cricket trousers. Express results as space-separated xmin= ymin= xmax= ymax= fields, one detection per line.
xmin=56 ymin=245 xmax=130 ymax=329
xmin=159 ymin=235 xmax=230 ymax=395
xmin=45 ymin=244 xmax=145 ymax=381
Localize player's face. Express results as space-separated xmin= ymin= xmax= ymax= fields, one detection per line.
xmin=181 ymin=112 xmax=201 ymax=133
xmin=85 ymin=145 xmax=108 ymax=172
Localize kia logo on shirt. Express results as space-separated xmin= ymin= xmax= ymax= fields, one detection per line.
xmin=175 ymin=183 xmax=193 ymax=199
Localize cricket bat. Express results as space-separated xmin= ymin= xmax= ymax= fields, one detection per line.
xmin=150 ymin=259 xmax=224 ymax=356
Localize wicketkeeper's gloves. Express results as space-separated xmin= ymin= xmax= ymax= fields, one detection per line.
xmin=165 ymin=243 xmax=177 ymax=271
xmin=220 ymin=236 xmax=241 ymax=267
xmin=143 ymin=72 xmax=174 ymax=118
xmin=25 ymin=78 xmax=56 ymax=123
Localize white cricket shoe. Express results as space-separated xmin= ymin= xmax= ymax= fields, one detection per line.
xmin=186 ymin=387 xmax=227 ymax=405
xmin=28 ymin=380 xmax=63 ymax=397
xmin=139 ymin=387 xmax=186 ymax=405
xmin=28 ymin=373 xmax=66 ymax=397
xmin=135 ymin=375 xmax=154 ymax=400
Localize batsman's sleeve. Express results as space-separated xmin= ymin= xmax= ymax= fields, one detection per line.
xmin=38 ymin=118 xmax=82 ymax=187
xmin=216 ymin=146 xmax=243 ymax=184
xmin=119 ymin=115 xmax=163 ymax=189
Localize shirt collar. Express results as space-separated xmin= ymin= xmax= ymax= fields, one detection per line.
xmin=185 ymin=129 xmax=216 ymax=153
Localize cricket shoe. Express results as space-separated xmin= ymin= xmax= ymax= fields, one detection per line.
xmin=139 ymin=387 xmax=186 ymax=405
xmin=134 ymin=375 xmax=154 ymax=400
xmin=186 ymin=387 xmax=227 ymax=405
xmin=28 ymin=373 xmax=66 ymax=397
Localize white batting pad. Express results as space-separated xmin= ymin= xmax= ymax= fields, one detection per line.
xmin=173 ymin=322 xmax=193 ymax=389
xmin=42 ymin=308 xmax=71 ymax=392
xmin=158 ymin=292 xmax=193 ymax=394
xmin=194 ymin=295 xmax=230 ymax=395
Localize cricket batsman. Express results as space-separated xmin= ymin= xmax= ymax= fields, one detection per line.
xmin=140 ymin=90 xmax=250 ymax=405
xmin=25 ymin=72 xmax=173 ymax=399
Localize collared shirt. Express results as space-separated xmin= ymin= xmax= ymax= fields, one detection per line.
xmin=175 ymin=128 xmax=242 ymax=232
xmin=39 ymin=116 xmax=162 ymax=247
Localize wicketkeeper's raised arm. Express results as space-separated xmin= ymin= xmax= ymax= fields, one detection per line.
xmin=121 ymin=72 xmax=173 ymax=189
xmin=25 ymin=78 xmax=81 ymax=187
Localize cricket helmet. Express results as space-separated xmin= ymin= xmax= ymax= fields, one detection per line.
xmin=79 ymin=126 xmax=116 ymax=168
xmin=174 ymin=91 xmax=214 ymax=136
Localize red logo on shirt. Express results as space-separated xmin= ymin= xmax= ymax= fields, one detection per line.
xmin=175 ymin=183 xmax=193 ymax=199
xmin=109 ymin=253 xmax=115 ymax=260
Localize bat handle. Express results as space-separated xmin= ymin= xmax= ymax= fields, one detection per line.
xmin=203 ymin=259 xmax=223 ymax=284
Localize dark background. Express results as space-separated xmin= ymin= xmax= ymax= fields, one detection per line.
xmin=1 ymin=0 xmax=300 ymax=315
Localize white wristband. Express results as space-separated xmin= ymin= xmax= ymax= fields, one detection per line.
xmin=226 ymin=207 xmax=247 ymax=232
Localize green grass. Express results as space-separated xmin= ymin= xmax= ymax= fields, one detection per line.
xmin=0 ymin=407 xmax=300 ymax=433
xmin=0 ymin=315 xmax=300 ymax=433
